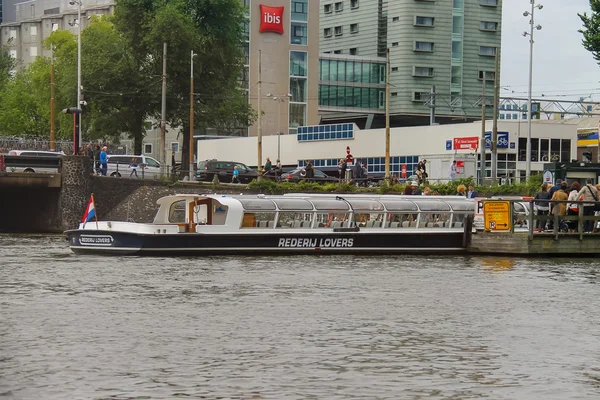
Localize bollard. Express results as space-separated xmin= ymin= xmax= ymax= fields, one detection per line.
xmin=345 ymin=170 xmax=352 ymax=183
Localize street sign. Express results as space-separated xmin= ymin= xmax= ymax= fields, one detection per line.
xmin=509 ymin=142 xmax=516 ymax=149
xmin=446 ymin=140 xmax=452 ymax=150
xmin=484 ymin=131 xmax=509 ymax=149
xmin=401 ymin=164 xmax=407 ymax=178
xmin=453 ymin=137 xmax=479 ymax=150
xmin=543 ymin=170 xmax=554 ymax=185
xmin=483 ymin=200 xmax=511 ymax=231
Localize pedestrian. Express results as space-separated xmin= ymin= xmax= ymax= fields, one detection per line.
xmin=411 ymin=181 xmax=422 ymax=195
xmin=391 ymin=174 xmax=399 ymax=185
xmin=566 ymin=181 xmax=582 ymax=231
xmin=304 ymin=160 xmax=314 ymax=182
xmin=99 ymin=146 xmax=108 ymax=176
xmin=93 ymin=144 xmax=101 ymax=174
xmin=353 ymin=159 xmax=363 ymax=186
xmin=547 ymin=179 xmax=562 ymax=230
xmin=550 ymin=181 xmax=569 ymax=230
xmin=576 ymin=178 xmax=600 ymax=232
xmin=449 ymin=160 xmax=457 ymax=181
xmin=456 ymin=184 xmax=466 ymax=196
xmin=86 ymin=143 xmax=93 ymax=160
xmin=232 ymin=165 xmax=240 ymax=183
xmin=466 ymin=184 xmax=479 ymax=198
xmin=129 ymin=157 xmax=139 ymax=178
xmin=275 ymin=159 xmax=282 ymax=180
xmin=264 ymin=157 xmax=272 ymax=173
xmin=534 ymin=183 xmax=551 ymax=231
xmin=338 ymin=158 xmax=347 ymax=181
xmin=171 ymin=151 xmax=177 ymax=177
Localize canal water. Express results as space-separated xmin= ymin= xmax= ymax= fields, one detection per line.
xmin=1 ymin=235 xmax=600 ymax=399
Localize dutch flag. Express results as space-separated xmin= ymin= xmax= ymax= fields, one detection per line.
xmin=81 ymin=195 xmax=96 ymax=227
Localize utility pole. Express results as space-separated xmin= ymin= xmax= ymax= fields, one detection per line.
xmin=480 ymin=78 xmax=486 ymax=185
xmin=160 ymin=42 xmax=167 ymax=175
xmin=384 ymin=48 xmax=390 ymax=183
xmin=189 ymin=50 xmax=195 ymax=181
xmin=430 ymin=85 xmax=436 ymax=126
xmin=257 ymin=49 xmax=262 ymax=180
xmin=491 ymin=51 xmax=500 ymax=184
xmin=76 ymin=0 xmax=81 ymax=149
xmin=50 ymin=48 xmax=55 ymax=151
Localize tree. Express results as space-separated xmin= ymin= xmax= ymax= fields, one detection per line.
xmin=0 ymin=45 xmax=16 ymax=92
xmin=579 ymin=1 xmax=600 ymax=62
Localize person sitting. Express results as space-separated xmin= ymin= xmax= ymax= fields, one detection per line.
xmin=264 ymin=157 xmax=272 ymax=173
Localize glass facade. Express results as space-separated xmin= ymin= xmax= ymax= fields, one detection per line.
xmin=451 ymin=0 xmax=464 ymax=101
xmin=298 ymin=156 xmax=420 ymax=177
xmin=319 ymin=86 xmax=384 ymax=109
xmin=297 ymin=124 xmax=354 ymax=141
xmin=290 ymin=0 xmax=308 ymax=45
xmin=289 ymin=51 xmax=308 ymax=134
xmin=319 ymin=59 xmax=385 ymax=83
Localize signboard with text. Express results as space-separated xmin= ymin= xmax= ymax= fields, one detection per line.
xmin=453 ymin=137 xmax=479 ymax=150
xmin=483 ymin=201 xmax=512 ymax=231
xmin=259 ymin=4 xmax=284 ymax=34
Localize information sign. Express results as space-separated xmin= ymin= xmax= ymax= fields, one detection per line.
xmin=453 ymin=137 xmax=479 ymax=150
xmin=483 ymin=200 xmax=511 ymax=231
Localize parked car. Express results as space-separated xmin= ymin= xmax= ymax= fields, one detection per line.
xmin=281 ymin=167 xmax=339 ymax=183
xmin=5 ymin=150 xmax=64 ymax=173
xmin=106 ymin=155 xmax=161 ymax=178
xmin=195 ymin=159 xmax=258 ymax=183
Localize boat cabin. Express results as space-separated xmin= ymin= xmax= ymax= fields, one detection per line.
xmin=152 ymin=194 xmax=475 ymax=232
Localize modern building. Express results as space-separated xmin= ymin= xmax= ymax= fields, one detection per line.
xmin=319 ymin=0 xmax=503 ymax=127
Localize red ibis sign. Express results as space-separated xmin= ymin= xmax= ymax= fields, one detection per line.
xmin=259 ymin=5 xmax=284 ymax=34
xmin=453 ymin=137 xmax=479 ymax=150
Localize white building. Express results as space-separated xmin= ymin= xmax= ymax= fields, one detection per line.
xmin=197 ymin=119 xmax=579 ymax=182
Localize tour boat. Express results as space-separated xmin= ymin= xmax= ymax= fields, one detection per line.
xmin=65 ymin=193 xmax=474 ymax=256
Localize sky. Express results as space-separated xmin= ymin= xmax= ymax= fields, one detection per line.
xmin=500 ymin=0 xmax=600 ymax=102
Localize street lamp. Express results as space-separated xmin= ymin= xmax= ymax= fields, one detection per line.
xmin=69 ymin=0 xmax=82 ymax=151
xmin=189 ymin=50 xmax=197 ymax=181
xmin=267 ymin=93 xmax=292 ymax=161
xmin=523 ymin=1 xmax=543 ymax=180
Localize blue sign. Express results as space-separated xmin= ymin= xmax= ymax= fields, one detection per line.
xmin=484 ymin=131 xmax=509 ymax=149
xmin=446 ymin=140 xmax=452 ymax=150
xmin=510 ymin=142 xmax=515 ymax=149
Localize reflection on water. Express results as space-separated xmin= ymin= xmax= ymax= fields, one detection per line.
xmin=1 ymin=235 xmax=600 ymax=399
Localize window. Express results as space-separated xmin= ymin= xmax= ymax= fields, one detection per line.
xmin=335 ymin=2 xmax=343 ymax=12
xmin=391 ymin=92 xmax=398 ymax=97
xmin=334 ymin=26 xmax=343 ymax=36
xmin=333 ymin=50 xmax=342 ymax=54
xmin=51 ymin=23 xmax=59 ymax=31
xmin=480 ymin=21 xmax=498 ymax=31
xmin=324 ymin=28 xmax=332 ymax=37
xmin=171 ymin=142 xmax=179 ymax=153
xmin=144 ymin=144 xmax=152 ymax=154
xmin=414 ymin=41 xmax=434 ymax=52
xmin=392 ymin=42 xmax=399 ymax=47
xmin=479 ymin=46 xmax=497 ymax=56
xmin=292 ymin=0 xmax=308 ymax=21
xmin=480 ymin=0 xmax=498 ymax=6
xmin=413 ymin=66 xmax=434 ymax=77
xmin=349 ymin=47 xmax=358 ymax=55
xmin=291 ymin=23 xmax=307 ymax=45
xmin=9 ymin=29 xmax=17 ymax=39
xmin=289 ymin=103 xmax=307 ymax=133
xmin=392 ymin=17 xmax=399 ymax=22
xmin=415 ymin=16 xmax=434 ymax=26
xmin=9 ymin=49 xmax=17 ymax=59
xmin=30 ymin=26 xmax=37 ymax=36
xmin=290 ymin=51 xmax=307 ymax=77
xmin=351 ymin=0 xmax=359 ymax=9
xmin=30 ymin=46 xmax=37 ymax=57
xmin=324 ymin=3 xmax=332 ymax=13
xmin=290 ymin=78 xmax=307 ymax=102
xmin=413 ymin=92 xmax=430 ymax=102
xmin=391 ymin=67 xmax=398 ymax=72
xmin=478 ymin=71 xmax=495 ymax=81
xmin=350 ymin=23 xmax=359 ymax=34
xmin=453 ymin=0 xmax=464 ymax=8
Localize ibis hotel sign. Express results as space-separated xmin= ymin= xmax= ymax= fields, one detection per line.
xmin=259 ymin=4 xmax=284 ymax=34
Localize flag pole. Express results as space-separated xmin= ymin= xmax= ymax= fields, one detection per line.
xmin=91 ymin=193 xmax=99 ymax=229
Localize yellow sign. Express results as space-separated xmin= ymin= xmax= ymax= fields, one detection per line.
xmin=483 ymin=201 xmax=511 ymax=231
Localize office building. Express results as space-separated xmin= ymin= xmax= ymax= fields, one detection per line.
xmin=319 ymin=0 xmax=503 ymax=127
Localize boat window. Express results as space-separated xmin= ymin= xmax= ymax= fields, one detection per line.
xmin=241 ymin=212 xmax=276 ymax=228
xmin=414 ymin=200 xmax=451 ymax=212
xmin=273 ymin=199 xmax=314 ymax=210
xmin=347 ymin=199 xmax=385 ymax=211
xmin=169 ymin=200 xmax=186 ymax=223
xmin=380 ymin=200 xmax=418 ymax=212
xmin=212 ymin=203 xmax=228 ymax=225
xmin=277 ymin=212 xmax=313 ymax=228
xmin=387 ymin=213 xmax=416 ymax=228
xmin=314 ymin=212 xmax=351 ymax=228
xmin=310 ymin=199 xmax=351 ymax=211
xmin=354 ymin=213 xmax=385 ymax=227
xmin=447 ymin=200 xmax=475 ymax=212
xmin=238 ymin=198 xmax=277 ymax=211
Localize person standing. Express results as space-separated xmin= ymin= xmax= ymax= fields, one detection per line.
xmin=577 ymin=178 xmax=600 ymax=233
xmin=449 ymin=160 xmax=457 ymax=181
xmin=456 ymin=184 xmax=466 ymax=196
xmin=466 ymin=184 xmax=479 ymax=199
xmin=549 ymin=181 xmax=569 ymax=231
xmin=275 ymin=159 xmax=282 ymax=180
xmin=304 ymin=160 xmax=314 ymax=182
xmin=232 ymin=165 xmax=240 ymax=183
xmin=99 ymin=146 xmax=108 ymax=176
xmin=534 ymin=183 xmax=551 ymax=231
xmin=86 ymin=144 xmax=93 ymax=160
xmin=129 ymin=157 xmax=139 ymax=178
xmin=93 ymin=144 xmax=101 ymax=175
xmin=264 ymin=157 xmax=272 ymax=172
xmin=338 ymin=158 xmax=347 ymax=182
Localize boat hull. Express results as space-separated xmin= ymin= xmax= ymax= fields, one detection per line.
xmin=65 ymin=229 xmax=467 ymax=256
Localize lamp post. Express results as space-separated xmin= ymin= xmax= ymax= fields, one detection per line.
xmin=189 ymin=50 xmax=197 ymax=181
xmin=523 ymin=1 xmax=543 ymax=180
xmin=69 ymin=0 xmax=82 ymax=151
xmin=267 ymin=93 xmax=292 ymax=162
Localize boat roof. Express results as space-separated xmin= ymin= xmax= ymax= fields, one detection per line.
xmin=155 ymin=193 xmax=474 ymax=212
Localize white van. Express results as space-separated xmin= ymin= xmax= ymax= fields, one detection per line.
xmin=106 ymin=155 xmax=161 ymax=178
xmin=6 ymin=150 xmax=64 ymax=173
